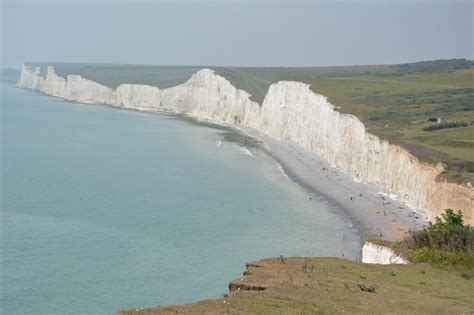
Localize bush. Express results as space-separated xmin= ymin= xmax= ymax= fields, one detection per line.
xmin=406 ymin=209 xmax=474 ymax=268
xmin=423 ymin=121 xmax=468 ymax=131
xmin=410 ymin=209 xmax=473 ymax=252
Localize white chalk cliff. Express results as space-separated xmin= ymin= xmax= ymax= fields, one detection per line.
xmin=361 ymin=241 xmax=409 ymax=264
xmin=17 ymin=64 xmax=473 ymax=225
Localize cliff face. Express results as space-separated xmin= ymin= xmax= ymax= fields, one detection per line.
xmin=116 ymin=84 xmax=160 ymax=109
xmin=17 ymin=65 xmax=43 ymax=90
xmin=160 ymin=69 xmax=261 ymax=125
xmin=255 ymin=82 xmax=472 ymax=223
xmin=17 ymin=64 xmax=473 ymax=224
xmin=361 ymin=242 xmax=409 ymax=264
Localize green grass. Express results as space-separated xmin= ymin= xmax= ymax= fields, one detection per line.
xmin=410 ymin=248 xmax=474 ymax=269
xmin=390 ymin=58 xmax=474 ymax=74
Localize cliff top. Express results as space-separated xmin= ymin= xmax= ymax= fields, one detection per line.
xmin=117 ymin=256 xmax=474 ymax=314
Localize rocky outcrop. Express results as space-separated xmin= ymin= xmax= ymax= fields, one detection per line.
xmin=228 ymin=282 xmax=266 ymax=292
xmin=17 ymin=64 xmax=473 ymax=225
xmin=361 ymin=241 xmax=409 ymax=264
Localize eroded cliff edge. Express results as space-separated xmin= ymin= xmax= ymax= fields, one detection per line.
xmin=17 ymin=64 xmax=473 ymax=225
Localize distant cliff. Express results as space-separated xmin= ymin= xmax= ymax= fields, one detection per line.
xmin=17 ymin=64 xmax=473 ymax=224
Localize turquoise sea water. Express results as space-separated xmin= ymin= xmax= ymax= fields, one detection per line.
xmin=0 ymin=81 xmax=359 ymax=315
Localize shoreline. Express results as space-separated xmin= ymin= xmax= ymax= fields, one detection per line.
xmin=20 ymin=81 xmax=426 ymax=244
xmin=135 ymin=107 xmax=426 ymax=244
xmin=20 ymin=81 xmax=425 ymax=244
xmin=237 ymin=125 xmax=426 ymax=243
xmin=146 ymin=108 xmax=425 ymax=244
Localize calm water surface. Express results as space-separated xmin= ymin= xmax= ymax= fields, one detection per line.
xmin=0 ymin=82 xmax=359 ymax=314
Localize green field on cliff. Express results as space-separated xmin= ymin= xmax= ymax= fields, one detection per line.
xmin=117 ymin=257 xmax=474 ymax=314
xmin=27 ymin=59 xmax=474 ymax=183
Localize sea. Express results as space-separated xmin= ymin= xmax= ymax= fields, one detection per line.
xmin=0 ymin=79 xmax=359 ymax=314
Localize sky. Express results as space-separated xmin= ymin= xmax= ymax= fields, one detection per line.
xmin=1 ymin=0 xmax=472 ymax=69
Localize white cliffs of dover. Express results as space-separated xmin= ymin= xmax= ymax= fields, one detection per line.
xmin=17 ymin=64 xmax=473 ymax=225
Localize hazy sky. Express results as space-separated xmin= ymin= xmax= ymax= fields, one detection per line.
xmin=1 ymin=0 xmax=472 ymax=69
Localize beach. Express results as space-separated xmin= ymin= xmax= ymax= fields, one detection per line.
xmin=239 ymin=125 xmax=426 ymax=242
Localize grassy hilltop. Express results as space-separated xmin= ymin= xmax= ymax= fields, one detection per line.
xmin=27 ymin=59 xmax=474 ymax=183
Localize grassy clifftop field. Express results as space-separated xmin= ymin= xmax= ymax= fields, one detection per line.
xmin=117 ymin=256 xmax=474 ymax=314
xmin=27 ymin=59 xmax=474 ymax=183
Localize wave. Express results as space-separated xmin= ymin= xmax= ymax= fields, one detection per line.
xmin=238 ymin=146 xmax=254 ymax=157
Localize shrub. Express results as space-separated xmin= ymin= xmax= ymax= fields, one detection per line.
xmin=410 ymin=209 xmax=473 ymax=252
xmin=423 ymin=121 xmax=468 ymax=131
xmin=405 ymin=209 xmax=474 ymax=268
